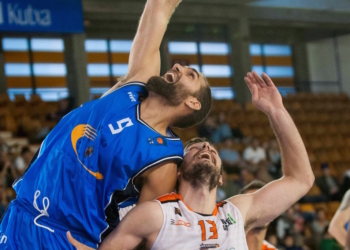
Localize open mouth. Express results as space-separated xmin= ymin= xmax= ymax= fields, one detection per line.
xmin=163 ymin=70 xmax=179 ymax=83
xmin=198 ymin=152 xmax=213 ymax=163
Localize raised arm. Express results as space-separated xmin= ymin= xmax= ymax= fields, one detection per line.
xmin=103 ymin=0 xmax=182 ymax=96
xmin=229 ymin=72 xmax=314 ymax=231
xmin=68 ymin=201 xmax=163 ymax=250
xmin=329 ymin=189 xmax=350 ymax=247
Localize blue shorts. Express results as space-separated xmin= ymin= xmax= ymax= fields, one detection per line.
xmin=0 ymin=199 xmax=97 ymax=250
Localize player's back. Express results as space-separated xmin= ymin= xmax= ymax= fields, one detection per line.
xmin=152 ymin=193 xmax=248 ymax=250
xmin=11 ymin=82 xmax=183 ymax=245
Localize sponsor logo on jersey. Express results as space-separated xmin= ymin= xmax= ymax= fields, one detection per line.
xmin=148 ymin=137 xmax=167 ymax=146
xmin=174 ymin=207 xmax=182 ymax=217
xmin=0 ymin=234 xmax=7 ymax=244
xmin=200 ymin=243 xmax=220 ymax=249
xmin=84 ymin=146 xmax=94 ymax=157
xmin=170 ymin=219 xmax=191 ymax=227
xmin=71 ymin=124 xmax=104 ymax=180
xmin=221 ymin=213 xmax=235 ymax=231
xmin=128 ymin=92 xmax=136 ymax=102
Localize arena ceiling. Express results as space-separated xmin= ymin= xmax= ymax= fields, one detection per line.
xmin=82 ymin=0 xmax=350 ymax=39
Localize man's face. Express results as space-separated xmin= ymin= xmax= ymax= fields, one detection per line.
xmin=146 ymin=64 xmax=204 ymax=106
xmin=179 ymin=142 xmax=222 ymax=191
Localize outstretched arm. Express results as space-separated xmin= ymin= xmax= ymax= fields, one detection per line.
xmin=329 ymin=189 xmax=350 ymax=247
xmin=229 ymin=72 xmax=314 ymax=232
xmin=103 ymin=0 xmax=182 ymax=96
xmin=68 ymin=201 xmax=163 ymax=250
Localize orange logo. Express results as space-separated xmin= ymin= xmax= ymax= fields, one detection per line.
xmin=157 ymin=137 xmax=163 ymax=144
xmin=171 ymin=219 xmax=191 ymax=227
xmin=71 ymin=124 xmax=103 ymax=180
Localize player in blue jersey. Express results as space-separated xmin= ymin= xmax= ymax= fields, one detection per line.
xmin=0 ymin=0 xmax=212 ymax=249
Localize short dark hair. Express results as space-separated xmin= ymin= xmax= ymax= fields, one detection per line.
xmin=173 ymin=76 xmax=212 ymax=129
xmin=183 ymin=137 xmax=222 ymax=174
xmin=239 ymin=180 xmax=266 ymax=194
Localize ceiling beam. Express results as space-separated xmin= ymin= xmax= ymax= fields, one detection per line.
xmin=83 ymin=1 xmax=350 ymax=27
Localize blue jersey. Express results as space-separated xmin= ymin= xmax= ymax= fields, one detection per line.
xmin=12 ymin=82 xmax=183 ymax=244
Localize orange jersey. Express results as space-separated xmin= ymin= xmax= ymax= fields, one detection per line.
xmin=262 ymin=240 xmax=277 ymax=250
xmin=152 ymin=193 xmax=248 ymax=250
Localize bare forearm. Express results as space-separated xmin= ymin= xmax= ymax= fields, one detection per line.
xmin=268 ymin=108 xmax=314 ymax=188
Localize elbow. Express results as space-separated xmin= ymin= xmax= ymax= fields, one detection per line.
xmin=307 ymin=172 xmax=315 ymax=189
xmin=328 ymin=223 xmax=335 ymax=237
xmin=297 ymin=170 xmax=315 ymax=194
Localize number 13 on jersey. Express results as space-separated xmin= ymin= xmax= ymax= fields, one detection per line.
xmin=198 ymin=220 xmax=218 ymax=241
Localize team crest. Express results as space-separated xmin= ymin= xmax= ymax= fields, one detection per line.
xmin=174 ymin=207 xmax=182 ymax=217
xmin=148 ymin=137 xmax=167 ymax=146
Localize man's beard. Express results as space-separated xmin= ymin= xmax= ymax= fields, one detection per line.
xmin=146 ymin=76 xmax=191 ymax=106
xmin=180 ymin=161 xmax=221 ymax=192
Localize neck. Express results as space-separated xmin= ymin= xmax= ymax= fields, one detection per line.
xmin=246 ymin=228 xmax=268 ymax=250
xmin=178 ymin=181 xmax=217 ymax=215
xmin=140 ymin=93 xmax=179 ymax=136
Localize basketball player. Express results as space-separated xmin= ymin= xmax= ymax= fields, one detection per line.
xmin=0 ymin=0 xmax=213 ymax=249
xmin=67 ymin=72 xmax=315 ymax=250
xmin=329 ymin=189 xmax=350 ymax=247
xmin=240 ymin=181 xmax=277 ymax=250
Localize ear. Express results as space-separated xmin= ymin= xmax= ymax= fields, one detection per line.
xmin=184 ymin=97 xmax=201 ymax=111
xmin=177 ymin=171 xmax=181 ymax=178
xmin=219 ymin=175 xmax=223 ymax=186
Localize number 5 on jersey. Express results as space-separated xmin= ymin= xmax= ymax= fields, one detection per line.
xmin=198 ymin=220 xmax=218 ymax=241
xmin=109 ymin=118 xmax=134 ymax=134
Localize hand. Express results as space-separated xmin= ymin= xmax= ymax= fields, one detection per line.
xmin=244 ymin=72 xmax=284 ymax=115
xmin=67 ymin=232 xmax=96 ymax=250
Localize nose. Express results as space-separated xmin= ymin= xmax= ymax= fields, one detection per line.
xmin=173 ymin=63 xmax=182 ymax=73
xmin=202 ymin=142 xmax=211 ymax=150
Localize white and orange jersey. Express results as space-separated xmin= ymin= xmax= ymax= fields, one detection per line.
xmin=152 ymin=193 xmax=248 ymax=250
xmin=262 ymin=240 xmax=277 ymax=250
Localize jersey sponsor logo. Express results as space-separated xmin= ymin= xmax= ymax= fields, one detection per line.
xmin=170 ymin=219 xmax=191 ymax=227
xmin=221 ymin=213 xmax=236 ymax=231
xmin=0 ymin=235 xmax=7 ymax=244
xmin=109 ymin=118 xmax=134 ymax=135
xmin=200 ymin=243 xmax=220 ymax=249
xmin=148 ymin=137 xmax=167 ymax=146
xmin=128 ymin=92 xmax=136 ymax=102
xmin=174 ymin=207 xmax=182 ymax=217
xmin=84 ymin=146 xmax=94 ymax=157
xmin=71 ymin=124 xmax=104 ymax=180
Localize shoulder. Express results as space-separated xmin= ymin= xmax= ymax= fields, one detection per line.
xmin=105 ymin=81 xmax=148 ymax=98
xmin=131 ymin=200 xmax=163 ymax=223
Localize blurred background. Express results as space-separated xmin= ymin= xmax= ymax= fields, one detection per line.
xmin=0 ymin=0 xmax=350 ymax=249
